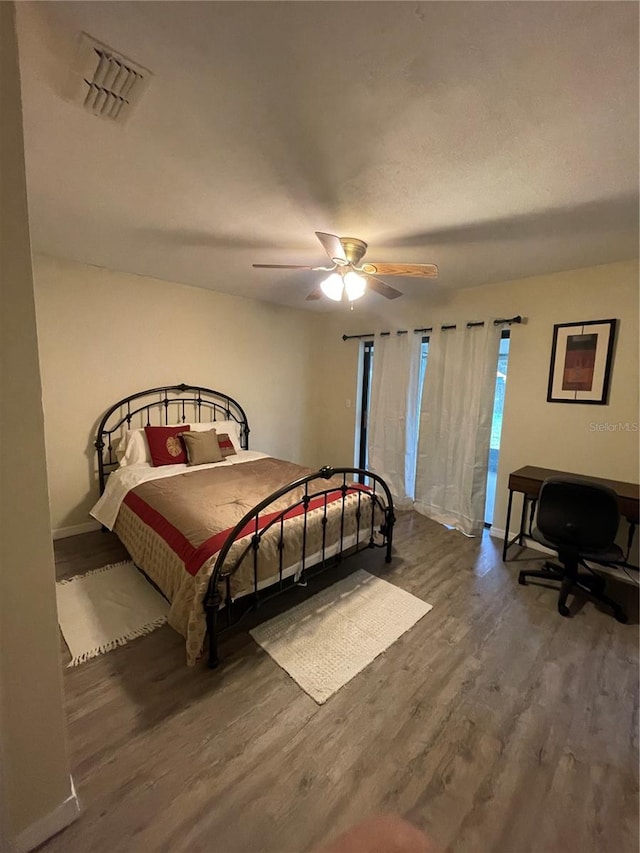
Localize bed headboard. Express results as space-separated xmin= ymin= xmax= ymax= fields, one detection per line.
xmin=95 ymin=383 xmax=250 ymax=494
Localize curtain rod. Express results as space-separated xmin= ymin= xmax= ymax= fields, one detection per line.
xmin=342 ymin=333 xmax=376 ymax=340
xmin=342 ymin=329 xmax=431 ymax=340
xmin=342 ymin=315 xmax=521 ymax=341
xmin=494 ymin=315 xmax=522 ymax=326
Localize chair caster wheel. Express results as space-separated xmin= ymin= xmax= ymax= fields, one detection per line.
xmin=518 ymin=574 xmax=527 ymax=586
xmin=614 ymin=609 xmax=628 ymax=624
xmin=558 ymin=604 xmax=570 ymax=617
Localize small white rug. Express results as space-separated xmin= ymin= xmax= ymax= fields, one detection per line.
xmin=56 ymin=560 xmax=169 ymax=666
xmin=250 ymin=569 xmax=433 ymax=704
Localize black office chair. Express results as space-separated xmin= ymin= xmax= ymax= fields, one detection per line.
xmin=518 ymin=476 xmax=628 ymax=623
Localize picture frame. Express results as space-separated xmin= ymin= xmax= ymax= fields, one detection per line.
xmin=547 ymin=319 xmax=617 ymax=405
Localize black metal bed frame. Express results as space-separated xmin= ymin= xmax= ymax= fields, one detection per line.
xmin=95 ymin=383 xmax=249 ymax=495
xmin=203 ymin=465 xmax=394 ymax=667
xmin=95 ymin=384 xmax=395 ymax=668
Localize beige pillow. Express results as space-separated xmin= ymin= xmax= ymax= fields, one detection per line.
xmin=181 ymin=429 xmax=224 ymax=466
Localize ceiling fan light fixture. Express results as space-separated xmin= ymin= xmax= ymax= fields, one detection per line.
xmin=320 ymin=272 xmax=344 ymax=301
xmin=253 ymin=231 xmax=438 ymax=302
xmin=344 ymin=271 xmax=367 ymax=301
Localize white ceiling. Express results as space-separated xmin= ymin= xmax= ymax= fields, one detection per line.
xmin=16 ymin=1 xmax=639 ymax=310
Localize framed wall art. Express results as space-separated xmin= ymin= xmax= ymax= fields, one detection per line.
xmin=547 ymin=319 xmax=617 ymax=405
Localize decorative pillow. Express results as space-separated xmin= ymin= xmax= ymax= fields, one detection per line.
xmin=117 ymin=420 xmax=242 ymax=467
xmin=191 ymin=419 xmax=242 ymax=451
xmin=216 ymin=433 xmax=237 ymax=458
xmin=217 ymin=420 xmax=242 ymax=451
xmin=119 ymin=424 xmax=193 ymax=466
xmin=181 ymin=429 xmax=224 ymax=466
xmin=144 ymin=425 xmax=190 ymax=466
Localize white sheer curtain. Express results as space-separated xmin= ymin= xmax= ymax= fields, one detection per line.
xmin=415 ymin=323 xmax=500 ymax=535
xmin=367 ymin=333 xmax=421 ymax=509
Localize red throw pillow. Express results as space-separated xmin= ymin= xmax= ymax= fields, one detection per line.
xmin=144 ymin=425 xmax=190 ymax=466
xmin=217 ymin=432 xmax=237 ymax=457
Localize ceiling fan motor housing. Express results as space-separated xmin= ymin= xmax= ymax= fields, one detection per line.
xmin=338 ymin=237 xmax=368 ymax=266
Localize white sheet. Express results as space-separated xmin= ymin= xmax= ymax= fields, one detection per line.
xmin=90 ymin=450 xmax=270 ymax=531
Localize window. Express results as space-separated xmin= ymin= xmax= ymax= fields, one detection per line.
xmin=417 ymin=336 xmax=429 ymax=421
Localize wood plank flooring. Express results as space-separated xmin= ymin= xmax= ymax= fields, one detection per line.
xmin=46 ymin=512 xmax=639 ymax=853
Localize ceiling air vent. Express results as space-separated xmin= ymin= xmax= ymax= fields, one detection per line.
xmin=70 ymin=33 xmax=152 ymax=123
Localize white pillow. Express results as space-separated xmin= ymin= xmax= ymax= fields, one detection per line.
xmin=117 ymin=420 xmax=243 ymax=467
xmin=118 ymin=429 xmax=151 ymax=466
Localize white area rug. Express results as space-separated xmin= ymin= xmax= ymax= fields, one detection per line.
xmin=56 ymin=560 xmax=169 ymax=666
xmin=250 ymin=569 xmax=433 ymax=704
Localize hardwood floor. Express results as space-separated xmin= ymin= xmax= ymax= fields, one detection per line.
xmin=46 ymin=513 xmax=638 ymax=853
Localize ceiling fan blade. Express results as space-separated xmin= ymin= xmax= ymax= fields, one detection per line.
xmin=361 ymin=262 xmax=438 ymax=278
xmin=305 ymin=287 xmax=323 ymax=301
xmin=366 ymin=275 xmax=403 ymax=300
xmin=252 ymin=264 xmax=317 ymax=270
xmin=315 ymin=232 xmax=347 ymax=264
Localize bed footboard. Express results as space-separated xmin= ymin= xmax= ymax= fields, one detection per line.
xmin=203 ymin=466 xmax=395 ymax=668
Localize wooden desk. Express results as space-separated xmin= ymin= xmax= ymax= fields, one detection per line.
xmin=502 ymin=465 xmax=640 ymax=562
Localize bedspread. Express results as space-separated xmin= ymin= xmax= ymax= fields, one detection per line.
xmin=110 ymin=458 xmax=379 ymax=664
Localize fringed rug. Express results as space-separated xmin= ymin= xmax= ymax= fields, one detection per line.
xmin=250 ymin=569 xmax=433 ymax=704
xmin=56 ymin=560 xmax=169 ymax=666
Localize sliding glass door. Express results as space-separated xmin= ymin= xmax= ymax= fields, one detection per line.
xmin=484 ymin=331 xmax=511 ymax=525
xmin=355 ymin=330 xmax=510 ymax=525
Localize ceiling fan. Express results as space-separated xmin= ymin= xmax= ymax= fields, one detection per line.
xmin=252 ymin=232 xmax=438 ymax=301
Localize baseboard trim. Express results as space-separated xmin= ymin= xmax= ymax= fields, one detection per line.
xmin=488 ymin=525 xmax=506 ymax=541
xmin=52 ymin=521 xmax=101 ymax=540
xmin=14 ymin=776 xmax=80 ymax=852
xmin=488 ymin=527 xmax=553 ymax=557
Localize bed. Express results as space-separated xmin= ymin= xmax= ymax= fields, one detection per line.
xmin=91 ymin=384 xmax=396 ymax=667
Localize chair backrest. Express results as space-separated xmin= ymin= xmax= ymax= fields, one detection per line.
xmin=536 ymin=476 xmax=620 ymax=553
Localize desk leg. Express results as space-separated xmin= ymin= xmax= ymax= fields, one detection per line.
xmin=503 ymin=489 xmax=514 ymax=561
xmin=518 ymin=496 xmax=528 ymax=546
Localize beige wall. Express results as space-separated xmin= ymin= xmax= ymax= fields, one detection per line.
xmin=34 ymin=255 xmax=323 ymax=531
xmin=0 ymin=3 xmax=74 ymax=846
xmin=32 ymin=250 xmax=640 ymax=543
xmin=313 ymin=260 xmax=639 ymax=534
